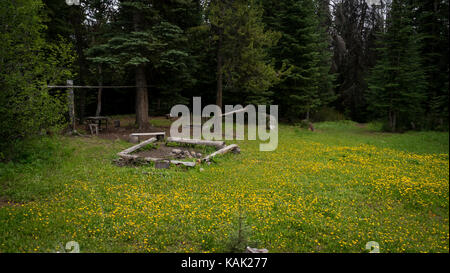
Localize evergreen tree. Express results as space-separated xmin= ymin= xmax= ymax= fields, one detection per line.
xmin=314 ymin=0 xmax=336 ymax=112
xmin=83 ymin=0 xmax=117 ymax=117
xmin=87 ymin=0 xmax=192 ymax=129
xmin=149 ymin=0 xmax=203 ymax=112
xmin=367 ymin=0 xmax=427 ymax=132
xmin=43 ymin=0 xmax=89 ymax=121
xmin=209 ymin=0 xmax=280 ymax=107
xmin=415 ymin=0 xmax=449 ymax=130
xmin=331 ymin=0 xmax=375 ymax=121
xmin=262 ymin=0 xmax=334 ymax=120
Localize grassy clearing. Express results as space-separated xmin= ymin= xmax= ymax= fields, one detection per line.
xmin=0 ymin=120 xmax=448 ymax=253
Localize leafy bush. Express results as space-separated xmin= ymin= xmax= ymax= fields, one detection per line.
xmin=0 ymin=0 xmax=74 ymax=150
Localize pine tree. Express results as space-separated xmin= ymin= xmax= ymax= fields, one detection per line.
xmin=315 ymin=0 xmax=336 ymax=112
xmin=209 ymin=0 xmax=280 ymax=107
xmin=262 ymin=0 xmax=334 ymax=120
xmin=331 ymin=0 xmax=376 ymax=121
xmin=367 ymin=0 xmax=427 ymax=132
xmin=43 ymin=0 xmax=90 ymax=121
xmin=415 ymin=0 xmax=449 ymax=130
xmin=87 ymin=0 xmax=192 ymax=129
xmin=149 ymin=0 xmax=202 ymax=112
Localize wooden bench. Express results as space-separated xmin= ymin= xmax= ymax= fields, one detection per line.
xmin=129 ymin=132 xmax=165 ymax=143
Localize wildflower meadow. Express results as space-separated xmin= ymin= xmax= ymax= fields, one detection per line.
xmin=0 ymin=120 xmax=448 ymax=253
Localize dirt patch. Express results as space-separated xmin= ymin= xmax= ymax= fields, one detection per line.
xmin=132 ymin=143 xmax=206 ymax=160
xmin=75 ymin=115 xmax=242 ymax=141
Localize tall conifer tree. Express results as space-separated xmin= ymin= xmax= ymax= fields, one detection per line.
xmin=367 ymin=0 xmax=427 ymax=131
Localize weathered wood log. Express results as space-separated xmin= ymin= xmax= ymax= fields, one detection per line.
xmin=202 ymin=144 xmax=239 ymax=162
xmin=155 ymin=161 xmax=170 ymax=169
xmin=166 ymin=137 xmax=225 ymax=148
xmin=169 ymin=160 xmax=196 ymax=167
xmin=143 ymin=157 xmax=196 ymax=167
xmin=118 ymin=153 xmax=139 ymax=160
xmin=245 ymin=246 xmax=268 ymax=253
xmin=130 ymin=132 xmax=165 ymax=137
xmin=130 ymin=132 xmax=165 ymax=141
xmin=118 ymin=137 xmax=157 ymax=157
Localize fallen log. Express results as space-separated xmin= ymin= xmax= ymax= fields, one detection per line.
xmin=129 ymin=132 xmax=165 ymax=141
xmin=166 ymin=137 xmax=225 ymax=148
xmin=169 ymin=160 xmax=196 ymax=167
xmin=130 ymin=132 xmax=165 ymax=137
xmin=202 ymin=144 xmax=239 ymax=162
xmin=117 ymin=155 xmax=196 ymax=167
xmin=143 ymin=157 xmax=196 ymax=167
xmin=118 ymin=137 xmax=157 ymax=157
xmin=118 ymin=153 xmax=139 ymax=160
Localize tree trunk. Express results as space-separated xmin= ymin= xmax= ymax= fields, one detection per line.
xmin=392 ymin=111 xmax=397 ymax=132
xmin=135 ymin=64 xmax=149 ymax=130
xmin=96 ymin=88 xmax=102 ymax=117
xmin=133 ymin=9 xmax=150 ymax=130
xmin=389 ymin=110 xmax=397 ymax=132
xmin=95 ymin=64 xmax=103 ymax=117
xmin=72 ymin=5 xmax=87 ymax=123
xmin=216 ymin=29 xmax=223 ymax=109
xmin=389 ymin=110 xmax=393 ymax=131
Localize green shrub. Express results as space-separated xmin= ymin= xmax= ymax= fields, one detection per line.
xmin=0 ymin=0 xmax=74 ymax=149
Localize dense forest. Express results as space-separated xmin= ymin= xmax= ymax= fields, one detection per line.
xmin=1 ymin=0 xmax=449 ymax=146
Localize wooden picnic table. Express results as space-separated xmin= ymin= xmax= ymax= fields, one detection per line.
xmin=85 ymin=116 xmax=110 ymax=131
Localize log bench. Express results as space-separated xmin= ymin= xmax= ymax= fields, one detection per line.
xmin=166 ymin=137 xmax=225 ymax=148
xmin=129 ymin=132 xmax=165 ymax=143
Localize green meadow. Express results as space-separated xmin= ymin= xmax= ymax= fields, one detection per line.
xmin=0 ymin=120 xmax=448 ymax=253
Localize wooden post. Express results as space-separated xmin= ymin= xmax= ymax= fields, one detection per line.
xmin=67 ymin=80 xmax=76 ymax=132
